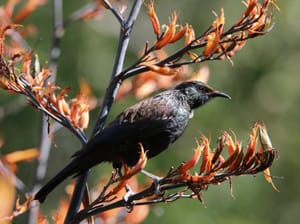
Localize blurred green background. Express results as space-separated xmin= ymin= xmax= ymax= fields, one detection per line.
xmin=0 ymin=0 xmax=299 ymax=223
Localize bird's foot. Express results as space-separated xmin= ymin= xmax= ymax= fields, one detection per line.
xmin=123 ymin=184 xmax=135 ymax=202
xmin=141 ymin=170 xmax=164 ymax=196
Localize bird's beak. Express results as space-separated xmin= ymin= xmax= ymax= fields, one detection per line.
xmin=210 ymin=90 xmax=231 ymax=99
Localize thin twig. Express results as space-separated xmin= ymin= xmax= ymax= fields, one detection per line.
xmin=92 ymin=0 xmax=143 ymax=134
xmin=28 ymin=1 xmax=65 ymax=224
xmin=102 ymin=0 xmax=125 ymax=25
xmin=32 ymin=0 xmax=64 ymax=187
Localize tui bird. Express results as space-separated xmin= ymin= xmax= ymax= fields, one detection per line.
xmin=34 ymin=81 xmax=230 ymax=203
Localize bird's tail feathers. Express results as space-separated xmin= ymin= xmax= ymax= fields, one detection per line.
xmin=34 ymin=158 xmax=79 ymax=203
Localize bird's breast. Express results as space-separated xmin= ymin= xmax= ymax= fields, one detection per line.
xmin=164 ymin=107 xmax=190 ymax=142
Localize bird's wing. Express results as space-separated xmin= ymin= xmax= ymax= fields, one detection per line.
xmin=73 ymin=94 xmax=175 ymax=158
xmin=91 ymin=118 xmax=169 ymax=146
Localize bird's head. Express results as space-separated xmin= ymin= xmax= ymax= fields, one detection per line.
xmin=174 ymin=81 xmax=231 ymax=109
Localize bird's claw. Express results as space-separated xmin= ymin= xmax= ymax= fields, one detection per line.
xmin=141 ymin=170 xmax=164 ymax=196
xmin=123 ymin=184 xmax=135 ymax=202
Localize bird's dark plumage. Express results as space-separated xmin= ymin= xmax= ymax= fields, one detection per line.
xmin=35 ymin=81 xmax=230 ymax=202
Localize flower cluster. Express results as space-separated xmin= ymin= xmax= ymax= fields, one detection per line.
xmin=174 ymin=123 xmax=278 ymax=193
xmin=0 ymin=25 xmax=90 ymax=132
xmin=116 ymin=0 xmax=278 ymax=100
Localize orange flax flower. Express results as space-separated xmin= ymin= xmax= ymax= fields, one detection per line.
xmin=203 ymin=9 xmax=225 ymax=56
xmin=146 ymin=0 xmax=160 ymax=37
xmin=153 ymin=12 xmax=179 ymax=50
